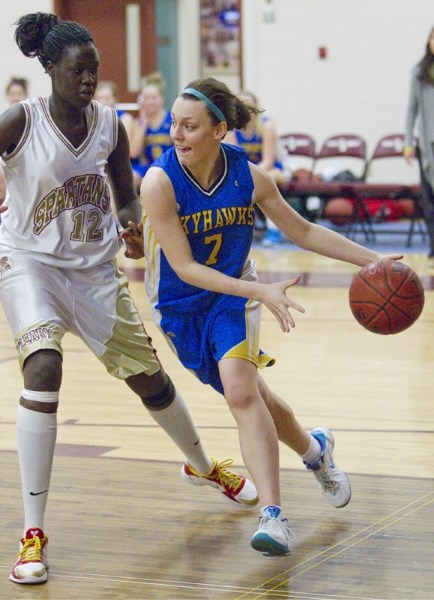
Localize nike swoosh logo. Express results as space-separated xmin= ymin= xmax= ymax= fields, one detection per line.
xmin=30 ymin=490 xmax=48 ymax=496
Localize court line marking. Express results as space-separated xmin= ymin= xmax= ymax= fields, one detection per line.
xmin=234 ymin=491 xmax=434 ymax=599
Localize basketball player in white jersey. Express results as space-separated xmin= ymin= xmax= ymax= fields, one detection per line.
xmin=0 ymin=12 xmax=257 ymax=585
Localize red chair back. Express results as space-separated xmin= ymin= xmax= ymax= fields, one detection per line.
xmin=366 ymin=134 xmax=419 ymax=184
xmin=314 ymin=134 xmax=367 ymax=180
xmin=278 ymin=133 xmax=316 ymax=174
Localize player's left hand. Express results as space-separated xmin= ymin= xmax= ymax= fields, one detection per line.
xmin=373 ymin=253 xmax=404 ymax=264
xmin=120 ymin=221 xmax=144 ymax=259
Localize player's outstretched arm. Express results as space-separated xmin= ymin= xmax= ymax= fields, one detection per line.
xmin=251 ymin=164 xmax=403 ymax=268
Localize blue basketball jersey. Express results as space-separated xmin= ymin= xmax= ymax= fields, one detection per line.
xmin=131 ymin=110 xmax=173 ymax=178
xmin=143 ymin=110 xmax=173 ymax=164
xmin=143 ymin=143 xmax=255 ymax=314
xmin=233 ymin=127 xmax=263 ymax=164
xmin=233 ymin=116 xmax=283 ymax=170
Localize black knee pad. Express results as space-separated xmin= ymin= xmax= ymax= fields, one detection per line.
xmin=141 ymin=376 xmax=175 ymax=411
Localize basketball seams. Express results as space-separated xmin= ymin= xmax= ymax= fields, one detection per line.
xmin=348 ymin=259 xmax=424 ymax=335
xmin=359 ymin=272 xmax=395 ymax=301
xmin=355 ymin=271 xmax=420 ymax=317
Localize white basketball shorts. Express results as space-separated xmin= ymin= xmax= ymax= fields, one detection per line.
xmin=0 ymin=247 xmax=160 ymax=379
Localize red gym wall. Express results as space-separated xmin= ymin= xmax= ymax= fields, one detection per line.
xmin=53 ymin=0 xmax=157 ymax=103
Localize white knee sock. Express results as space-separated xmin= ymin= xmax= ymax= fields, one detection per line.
xmin=148 ymin=390 xmax=212 ymax=474
xmin=17 ymin=395 xmax=58 ymax=534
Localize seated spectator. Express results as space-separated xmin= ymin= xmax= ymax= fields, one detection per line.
xmin=225 ymin=91 xmax=289 ymax=246
xmin=94 ymin=80 xmax=135 ymax=142
xmin=129 ymin=72 xmax=173 ymax=191
xmin=94 ymin=81 xmax=135 ymax=225
xmin=5 ymin=76 xmax=28 ymax=105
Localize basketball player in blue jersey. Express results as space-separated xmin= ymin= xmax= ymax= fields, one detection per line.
xmin=0 ymin=16 xmax=257 ymax=585
xmin=94 ymin=80 xmax=135 ymax=143
xmin=122 ymin=77 xmax=402 ymax=558
xmin=225 ymin=90 xmax=288 ymax=246
xmin=130 ymin=74 xmax=173 ymax=189
xmin=225 ymin=91 xmax=286 ymax=182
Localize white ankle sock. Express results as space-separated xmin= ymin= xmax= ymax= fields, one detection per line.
xmin=300 ymin=434 xmax=321 ymax=465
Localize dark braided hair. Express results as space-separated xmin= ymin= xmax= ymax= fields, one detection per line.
xmin=182 ymin=77 xmax=261 ymax=131
xmin=14 ymin=12 xmax=94 ymax=69
xmin=417 ymin=26 xmax=434 ymax=85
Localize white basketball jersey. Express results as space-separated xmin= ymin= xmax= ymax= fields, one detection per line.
xmin=0 ymin=97 xmax=120 ymax=268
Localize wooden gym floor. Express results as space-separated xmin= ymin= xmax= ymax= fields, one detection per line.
xmin=0 ymin=237 xmax=433 ymax=599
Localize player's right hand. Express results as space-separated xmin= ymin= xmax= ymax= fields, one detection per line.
xmin=403 ymin=145 xmax=415 ymax=166
xmin=258 ymin=275 xmax=305 ymax=333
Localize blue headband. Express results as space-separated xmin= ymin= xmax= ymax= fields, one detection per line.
xmin=182 ymin=87 xmax=226 ymax=123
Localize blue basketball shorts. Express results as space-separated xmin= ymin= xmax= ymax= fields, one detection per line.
xmin=158 ymin=292 xmax=274 ymax=394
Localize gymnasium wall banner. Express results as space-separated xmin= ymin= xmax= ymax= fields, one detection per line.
xmin=200 ymin=0 xmax=241 ymax=80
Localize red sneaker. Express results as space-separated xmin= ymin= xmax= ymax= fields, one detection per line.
xmin=9 ymin=527 xmax=48 ymax=584
xmin=181 ymin=457 xmax=258 ymax=507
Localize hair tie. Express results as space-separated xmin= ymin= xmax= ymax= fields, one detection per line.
xmin=182 ymin=87 xmax=226 ymax=123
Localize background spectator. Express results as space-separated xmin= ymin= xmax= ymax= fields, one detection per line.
xmin=404 ymin=25 xmax=434 ymax=262
xmin=94 ymin=80 xmax=135 ymax=142
xmin=225 ymin=91 xmax=290 ymax=246
xmin=5 ymin=76 xmax=28 ymax=105
xmin=129 ymin=72 xmax=173 ymax=191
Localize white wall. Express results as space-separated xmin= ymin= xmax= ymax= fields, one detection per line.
xmin=177 ymin=0 xmax=201 ymax=93
xmin=0 ymin=1 xmax=53 ymax=113
xmin=240 ymin=0 xmax=433 ymax=156
xmin=178 ymin=0 xmax=432 ymax=157
xmin=1 ymin=0 xmax=432 ymax=162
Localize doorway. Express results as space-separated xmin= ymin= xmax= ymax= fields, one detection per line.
xmin=54 ymin=0 xmax=157 ymax=103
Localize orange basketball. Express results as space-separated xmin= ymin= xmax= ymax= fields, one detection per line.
xmin=349 ymin=260 xmax=424 ymax=335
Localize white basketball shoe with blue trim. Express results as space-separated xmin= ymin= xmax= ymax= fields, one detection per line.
xmin=305 ymin=427 xmax=351 ymax=508
xmin=250 ymin=505 xmax=294 ymax=556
